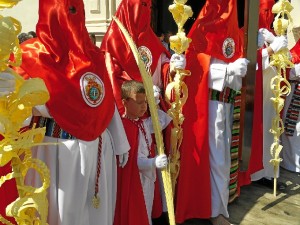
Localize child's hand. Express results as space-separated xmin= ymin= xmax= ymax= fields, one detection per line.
xmin=154 ymin=154 xmax=168 ymax=169
xmin=119 ymin=152 xmax=129 ymax=168
xmin=153 ymin=85 xmax=161 ymax=105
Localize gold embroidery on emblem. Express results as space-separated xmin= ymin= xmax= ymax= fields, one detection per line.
xmin=85 ymin=76 xmax=102 ymax=103
xmin=138 ymin=46 xmax=152 ymax=73
xmin=222 ymin=38 xmax=235 ymax=58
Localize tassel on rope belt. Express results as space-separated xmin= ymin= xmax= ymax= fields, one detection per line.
xmin=30 ymin=116 xmax=76 ymax=140
xmin=209 ymin=87 xmax=238 ymax=104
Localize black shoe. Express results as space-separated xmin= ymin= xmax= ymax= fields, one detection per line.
xmin=253 ymin=178 xmax=287 ymax=190
xmin=152 ymin=212 xmax=169 ymax=225
xmin=277 ymin=181 xmax=287 ymax=190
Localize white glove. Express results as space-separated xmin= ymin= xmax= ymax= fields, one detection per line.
xmin=257 ymin=29 xmax=265 ymax=48
xmin=153 ymin=85 xmax=161 ymax=105
xmin=119 ymin=152 xmax=129 ymax=168
xmin=261 ymin=28 xmax=275 ymax=44
xmin=0 ymin=71 xmax=16 ymax=97
xmin=270 ymin=36 xmax=288 ymax=53
xmin=170 ymin=53 xmax=186 ymax=72
xmin=154 ymin=154 xmax=168 ymax=169
xmin=227 ymin=58 xmax=250 ymax=77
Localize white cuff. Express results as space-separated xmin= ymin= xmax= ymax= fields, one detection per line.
xmin=138 ymin=157 xmax=155 ymax=171
xmin=225 ymin=75 xmax=242 ymax=91
xmin=33 ymin=105 xmax=52 ymax=118
xmin=295 ymin=64 xmax=300 ymax=77
xmin=262 ymin=49 xmax=271 ymax=70
xmin=209 ymin=58 xmax=227 ymax=92
xmin=289 ymin=64 xmax=300 ymax=80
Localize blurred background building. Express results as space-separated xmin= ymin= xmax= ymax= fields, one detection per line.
xmin=0 ymin=0 xmax=206 ymax=45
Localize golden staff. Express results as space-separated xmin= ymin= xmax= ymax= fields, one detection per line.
xmin=113 ymin=17 xmax=176 ymax=225
xmin=0 ymin=0 xmax=51 ymax=224
xmin=269 ymin=0 xmax=293 ymax=196
xmin=166 ymin=0 xmax=193 ymax=193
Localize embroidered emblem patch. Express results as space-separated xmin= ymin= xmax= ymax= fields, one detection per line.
xmin=222 ymin=38 xmax=235 ymax=58
xmin=138 ymin=46 xmax=152 ymax=72
xmin=80 ymin=72 xmax=105 ymax=107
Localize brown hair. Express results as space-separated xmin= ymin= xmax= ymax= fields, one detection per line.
xmin=121 ymin=80 xmax=145 ymax=100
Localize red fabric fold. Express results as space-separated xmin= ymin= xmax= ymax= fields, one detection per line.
xmin=175 ymin=52 xmax=211 ymax=222
xmin=0 ymin=163 xmax=17 ymax=224
xmin=239 ymin=49 xmax=264 ymax=186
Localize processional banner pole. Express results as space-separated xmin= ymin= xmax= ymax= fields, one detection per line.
xmin=239 ymin=0 xmax=260 ymax=170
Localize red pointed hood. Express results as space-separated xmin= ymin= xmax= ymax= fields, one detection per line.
xmin=20 ymin=0 xmax=115 ymax=141
xmin=100 ymin=0 xmax=169 ymax=79
xmin=259 ymin=0 xmax=275 ymax=29
xmin=187 ymin=0 xmax=243 ymax=63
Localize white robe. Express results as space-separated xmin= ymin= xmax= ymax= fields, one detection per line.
xmin=208 ymin=58 xmax=243 ymax=218
xmin=251 ymin=50 xmax=279 ymax=181
xmin=27 ymin=106 xmax=130 ymax=225
xmin=136 ymin=110 xmax=172 ymax=225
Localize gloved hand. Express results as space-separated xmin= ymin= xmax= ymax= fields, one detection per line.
xmin=153 ymin=85 xmax=161 ymax=105
xmin=257 ymin=29 xmax=265 ymax=48
xmin=0 ymin=71 xmax=16 ymax=97
xmin=227 ymin=58 xmax=250 ymax=77
xmin=261 ymin=28 xmax=275 ymax=44
xmin=270 ymin=36 xmax=288 ymax=53
xmin=154 ymin=154 xmax=168 ymax=169
xmin=119 ymin=152 xmax=129 ymax=168
xmin=170 ymin=53 xmax=186 ymax=72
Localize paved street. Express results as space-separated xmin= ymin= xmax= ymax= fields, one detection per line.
xmin=154 ymin=168 xmax=300 ymax=225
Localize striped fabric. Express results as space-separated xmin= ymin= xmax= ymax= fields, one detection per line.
xmin=229 ymin=91 xmax=241 ymax=203
xmin=210 ymin=87 xmax=236 ymax=104
xmin=210 ymin=87 xmax=241 ymax=203
xmin=31 ymin=116 xmax=76 ymax=140
xmin=284 ymin=82 xmax=300 ymax=136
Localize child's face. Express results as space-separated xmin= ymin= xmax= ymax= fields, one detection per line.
xmin=123 ymin=92 xmax=147 ymax=119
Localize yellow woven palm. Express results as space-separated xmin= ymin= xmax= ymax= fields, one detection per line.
xmin=166 ymin=0 xmax=193 ymax=195
xmin=0 ymin=0 xmax=20 ymax=9
xmin=269 ymin=0 xmax=293 ymax=196
xmin=0 ymin=1 xmax=51 ymax=224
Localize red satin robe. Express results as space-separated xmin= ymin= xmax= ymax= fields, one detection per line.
xmin=175 ymin=0 xmax=243 ymax=222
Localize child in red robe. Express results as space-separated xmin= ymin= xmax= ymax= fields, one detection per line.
xmin=114 ymin=80 xmax=171 ymax=225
